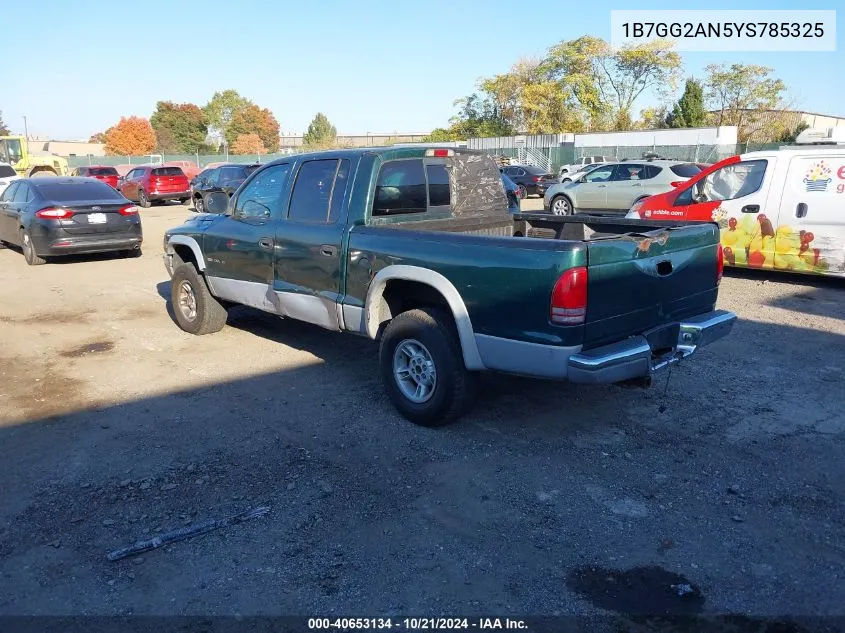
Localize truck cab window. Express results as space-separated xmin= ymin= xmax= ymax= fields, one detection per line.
xmin=233 ymin=163 xmax=290 ymax=219
xmin=373 ymin=159 xmax=426 ymax=216
xmin=426 ymin=164 xmax=450 ymax=207
xmin=288 ymin=159 xmax=340 ymax=223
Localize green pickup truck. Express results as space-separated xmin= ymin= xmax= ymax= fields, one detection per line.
xmin=163 ymin=147 xmax=736 ymax=426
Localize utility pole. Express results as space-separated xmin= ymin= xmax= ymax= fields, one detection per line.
xmin=23 ymin=116 xmax=29 ymax=140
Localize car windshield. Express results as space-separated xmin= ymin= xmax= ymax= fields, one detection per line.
xmin=35 ymin=181 xmax=124 ymax=201
xmin=670 ymin=164 xmax=703 ymax=178
xmin=152 ymin=167 xmax=184 ymax=176
xmin=0 ymin=139 xmax=23 ymax=164
xmin=88 ymin=167 xmax=118 ymax=176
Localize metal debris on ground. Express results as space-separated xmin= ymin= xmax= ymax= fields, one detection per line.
xmin=106 ymin=506 xmax=270 ymax=561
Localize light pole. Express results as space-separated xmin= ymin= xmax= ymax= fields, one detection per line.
xmin=22 ymin=116 xmax=29 ymax=140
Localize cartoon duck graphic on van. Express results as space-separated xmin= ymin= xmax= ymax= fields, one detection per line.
xmin=804 ymin=161 xmax=832 ymax=192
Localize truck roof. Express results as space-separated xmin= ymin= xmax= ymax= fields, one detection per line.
xmin=262 ymin=146 xmax=483 ymax=168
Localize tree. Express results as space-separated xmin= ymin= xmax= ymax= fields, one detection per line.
xmin=231 ymin=133 xmax=266 ymax=155
xmin=665 ymin=78 xmax=707 ymax=128
xmin=150 ymin=101 xmax=208 ymax=153
xmin=544 ymin=36 xmax=682 ymax=130
xmin=204 ymin=90 xmax=252 ymax=146
xmin=773 ymin=121 xmax=810 ymax=144
xmin=423 ymin=92 xmax=515 ymax=142
xmin=226 ymin=104 xmax=280 ymax=152
xmin=705 ymin=64 xmax=786 ymax=141
xmin=635 ymin=106 xmax=669 ymax=130
xmin=302 ymin=112 xmax=337 ymax=148
xmin=88 ymin=132 xmax=107 ymax=143
xmin=0 ymin=111 xmax=10 ymax=136
xmin=103 ymin=117 xmax=157 ymax=155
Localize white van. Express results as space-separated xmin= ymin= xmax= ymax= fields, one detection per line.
xmin=627 ymin=128 xmax=845 ymax=277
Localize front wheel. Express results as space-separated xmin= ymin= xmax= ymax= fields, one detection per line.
xmin=379 ymin=308 xmax=477 ymax=427
xmin=550 ymin=195 xmax=572 ymax=216
xmin=194 ymin=195 xmax=205 ymax=214
xmin=170 ymin=264 xmax=228 ymax=335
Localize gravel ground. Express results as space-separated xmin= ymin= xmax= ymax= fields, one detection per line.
xmin=0 ymin=201 xmax=843 ymax=629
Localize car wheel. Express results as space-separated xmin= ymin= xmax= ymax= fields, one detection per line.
xmin=179 ymin=198 xmax=189 ymax=206
xmin=122 ymin=248 xmax=142 ymax=259
xmin=170 ymin=263 xmax=228 ymax=335
xmin=21 ymin=229 xmax=46 ymax=266
xmin=0 ymin=240 xmax=6 ymax=250
xmin=551 ymin=195 xmax=572 ymax=216
xmin=194 ymin=195 xmax=205 ymax=214
xmin=138 ymin=189 xmax=151 ymax=208
xmin=516 ymin=185 xmax=527 ymax=200
xmin=379 ymin=308 xmax=477 ymax=427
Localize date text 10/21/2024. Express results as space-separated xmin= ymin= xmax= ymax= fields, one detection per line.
xmin=307 ymin=618 xmax=529 ymax=630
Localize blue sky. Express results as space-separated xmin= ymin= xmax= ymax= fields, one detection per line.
xmin=1 ymin=0 xmax=841 ymax=140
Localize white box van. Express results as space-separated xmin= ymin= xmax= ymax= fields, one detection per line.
xmin=626 ymin=131 xmax=845 ymax=277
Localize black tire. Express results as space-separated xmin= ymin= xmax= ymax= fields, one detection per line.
xmin=379 ymin=308 xmax=477 ymax=427
xmin=0 ymin=240 xmax=6 ymax=250
xmin=138 ymin=189 xmax=151 ymax=208
xmin=179 ymin=198 xmax=189 ymax=206
xmin=170 ymin=263 xmax=228 ymax=335
xmin=21 ymin=229 xmax=46 ymax=266
xmin=29 ymin=170 xmax=56 ymax=178
xmin=194 ymin=195 xmax=205 ymax=214
xmin=122 ymin=248 xmax=142 ymax=258
xmin=550 ymin=195 xmax=572 ymax=216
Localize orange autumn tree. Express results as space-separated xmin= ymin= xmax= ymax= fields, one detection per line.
xmin=231 ymin=133 xmax=266 ymax=155
xmin=104 ymin=117 xmax=157 ymax=155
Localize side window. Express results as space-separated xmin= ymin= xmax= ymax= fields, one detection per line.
xmin=1 ymin=182 xmax=19 ymax=202
xmin=373 ymin=159 xmax=426 ymax=216
xmin=328 ymin=160 xmax=351 ymax=223
xmin=426 ymin=164 xmax=450 ymax=207
xmin=505 ymin=167 xmax=517 ymax=176
xmin=642 ymin=165 xmax=662 ymax=179
xmin=205 ymin=169 xmax=220 ymax=185
xmin=13 ymin=183 xmax=30 ymax=203
xmin=219 ymin=167 xmax=241 ymax=184
xmin=516 ymin=168 xmax=527 ymax=177
xmin=612 ymin=164 xmax=645 ymax=181
xmin=694 ymin=160 xmax=768 ymax=203
xmin=233 ymin=163 xmax=291 ymax=219
xmin=584 ymin=165 xmax=615 ymax=183
xmin=288 ymin=159 xmax=340 ymax=223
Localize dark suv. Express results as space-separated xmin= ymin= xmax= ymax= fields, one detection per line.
xmin=191 ymin=163 xmax=260 ymax=213
xmin=117 ymin=166 xmax=190 ymax=208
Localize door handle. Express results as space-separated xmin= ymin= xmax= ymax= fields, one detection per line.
xmin=741 ymin=205 xmax=760 ymax=214
xmin=597 ymin=184 xmax=607 ymax=188
xmin=796 ymin=203 xmax=808 ymax=218
xmin=257 ymin=237 xmax=273 ymax=250
xmin=320 ymin=245 xmax=338 ymax=257
xmin=631 ymin=183 xmax=642 ymax=187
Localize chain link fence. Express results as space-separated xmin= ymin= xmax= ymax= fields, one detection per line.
xmin=66 ymin=152 xmax=302 ymax=169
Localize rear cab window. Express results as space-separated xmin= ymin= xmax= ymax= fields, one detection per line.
xmin=89 ymin=167 xmax=118 ymax=176
xmin=152 ymin=167 xmax=185 ymax=177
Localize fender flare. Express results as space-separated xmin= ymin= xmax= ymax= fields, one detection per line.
xmin=166 ymin=235 xmax=206 ymax=271
xmin=364 ymin=265 xmax=485 ymax=370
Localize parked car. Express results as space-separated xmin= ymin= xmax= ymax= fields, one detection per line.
xmin=191 ymin=163 xmax=261 ymax=213
xmin=0 ymin=177 xmax=142 ymax=265
xmin=543 ymin=160 xmax=704 ymax=216
xmin=162 ymin=146 xmax=734 ymax=426
xmin=558 ymin=155 xmax=612 ymax=179
xmin=117 ymin=166 xmax=190 ymax=208
xmin=626 ymin=146 xmax=845 ymax=277
xmin=71 ymin=165 xmax=120 ymax=189
xmin=501 ymin=172 xmax=521 ymax=213
xmin=500 ymin=164 xmax=557 ymax=197
xmin=559 ymin=162 xmax=606 ymax=184
xmin=0 ymin=162 xmax=21 ymax=197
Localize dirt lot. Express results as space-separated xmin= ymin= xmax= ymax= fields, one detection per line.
xmin=1 ymin=200 xmax=844 ymax=627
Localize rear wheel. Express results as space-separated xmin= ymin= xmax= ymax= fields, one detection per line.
xmin=21 ymin=229 xmax=46 ymax=266
xmin=551 ymin=195 xmax=572 ymax=216
xmin=122 ymin=248 xmax=142 ymax=258
xmin=138 ymin=189 xmax=151 ymax=208
xmin=194 ymin=195 xmax=205 ymax=214
xmin=29 ymin=170 xmax=56 ymax=178
xmin=379 ymin=308 xmax=477 ymax=427
xmin=170 ymin=263 xmax=228 ymax=335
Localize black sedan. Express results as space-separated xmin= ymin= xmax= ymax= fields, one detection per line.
xmin=500 ymin=164 xmax=557 ymax=197
xmin=0 ymin=177 xmax=142 ymax=266
xmin=191 ymin=163 xmax=260 ymax=213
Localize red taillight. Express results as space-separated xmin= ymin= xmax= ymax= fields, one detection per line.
xmin=670 ymin=181 xmax=684 ymax=187
xmin=35 ymin=207 xmax=73 ymax=219
xmin=716 ymin=242 xmax=724 ymax=284
xmin=533 ymin=176 xmax=540 ymax=183
xmin=551 ymin=266 xmax=587 ymax=325
xmin=119 ymin=204 xmax=139 ymax=216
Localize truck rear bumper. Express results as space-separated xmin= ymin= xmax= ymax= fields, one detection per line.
xmin=567 ymin=310 xmax=736 ymax=384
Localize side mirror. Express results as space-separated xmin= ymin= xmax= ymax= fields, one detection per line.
xmin=205 ymin=192 xmax=230 ymax=214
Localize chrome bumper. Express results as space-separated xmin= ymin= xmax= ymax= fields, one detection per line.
xmin=567 ymin=310 xmax=737 ymax=384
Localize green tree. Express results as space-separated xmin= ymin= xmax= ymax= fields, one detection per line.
xmin=302 ymin=113 xmax=338 ymax=148
xmin=226 ymin=104 xmax=280 ymax=152
xmin=0 ymin=111 xmax=9 ymax=136
xmin=544 ymin=36 xmax=682 ymax=130
xmin=88 ymin=132 xmax=107 ymax=143
xmin=204 ymin=90 xmax=252 ymax=146
xmin=705 ymin=64 xmax=787 ymax=141
xmin=150 ymin=101 xmax=208 ymax=153
xmin=773 ymin=121 xmax=810 ymax=144
xmin=665 ymin=78 xmax=707 ymax=128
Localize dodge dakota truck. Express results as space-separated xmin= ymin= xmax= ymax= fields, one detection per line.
xmin=162 ymin=147 xmax=736 ymax=426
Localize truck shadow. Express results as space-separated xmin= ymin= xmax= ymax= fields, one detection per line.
xmin=724 ymin=268 xmax=844 ymax=321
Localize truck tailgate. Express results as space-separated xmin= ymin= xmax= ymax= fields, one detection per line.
xmin=584 ymin=223 xmax=720 ymax=348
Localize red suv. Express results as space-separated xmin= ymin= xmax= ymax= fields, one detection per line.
xmin=117 ymin=166 xmax=190 ymax=208
xmin=72 ymin=165 xmax=120 ymax=189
